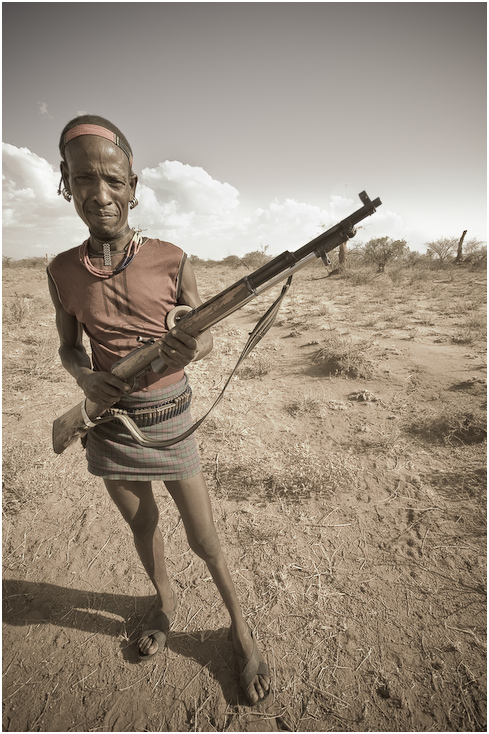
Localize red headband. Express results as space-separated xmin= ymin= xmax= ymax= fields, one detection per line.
xmin=64 ymin=124 xmax=133 ymax=166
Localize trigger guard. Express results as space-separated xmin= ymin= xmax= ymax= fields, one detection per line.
xmin=166 ymin=305 xmax=193 ymax=331
xmin=320 ymin=251 xmax=331 ymax=267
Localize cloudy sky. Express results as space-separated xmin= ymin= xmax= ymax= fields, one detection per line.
xmin=2 ymin=2 xmax=486 ymax=261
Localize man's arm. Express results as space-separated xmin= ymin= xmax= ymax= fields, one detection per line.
xmin=157 ymin=258 xmax=213 ymax=370
xmin=47 ymin=272 xmax=130 ymax=405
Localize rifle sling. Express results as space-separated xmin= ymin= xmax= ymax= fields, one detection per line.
xmin=86 ymin=276 xmax=293 ymax=449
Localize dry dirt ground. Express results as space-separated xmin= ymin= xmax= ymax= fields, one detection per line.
xmin=2 ymin=261 xmax=486 ymax=732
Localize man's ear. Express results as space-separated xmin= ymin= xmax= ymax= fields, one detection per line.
xmin=130 ymin=172 xmax=138 ymax=196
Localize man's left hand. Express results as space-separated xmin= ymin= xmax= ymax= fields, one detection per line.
xmin=158 ymin=329 xmax=199 ymax=370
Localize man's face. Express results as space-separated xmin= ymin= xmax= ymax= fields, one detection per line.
xmin=62 ymin=135 xmax=137 ymax=242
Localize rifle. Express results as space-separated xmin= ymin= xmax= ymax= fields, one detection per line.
xmin=52 ymin=190 xmax=381 ymax=454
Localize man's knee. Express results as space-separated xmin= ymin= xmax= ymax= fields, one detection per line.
xmin=189 ymin=528 xmax=221 ymax=563
xmin=127 ymin=505 xmax=159 ymax=537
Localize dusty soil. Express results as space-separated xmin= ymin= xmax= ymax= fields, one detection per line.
xmin=3 ymin=260 xmax=486 ymax=732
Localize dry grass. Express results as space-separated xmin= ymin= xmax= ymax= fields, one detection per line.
xmin=2 ymin=262 xmax=487 ymax=732
xmin=452 ymin=310 xmax=487 ymax=345
xmin=284 ymin=391 xmax=324 ymax=418
xmin=264 ymin=444 xmax=360 ymax=500
xmin=3 ymin=293 xmax=32 ymax=324
xmin=312 ymin=330 xmax=377 ymax=378
xmin=404 ymin=407 xmax=487 ymax=446
xmin=237 ymin=350 xmax=275 ymax=379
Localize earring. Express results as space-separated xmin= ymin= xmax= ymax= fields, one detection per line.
xmin=130 ymin=197 xmax=138 ymax=210
xmin=57 ymin=179 xmax=72 ymax=202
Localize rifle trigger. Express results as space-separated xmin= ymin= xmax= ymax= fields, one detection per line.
xmin=137 ymin=336 xmax=156 ymax=345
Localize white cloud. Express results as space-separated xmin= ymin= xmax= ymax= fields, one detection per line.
xmin=329 ymin=195 xmax=356 ymax=221
xmin=38 ymin=102 xmax=54 ymax=119
xmin=247 ymin=199 xmax=335 ymax=250
xmin=3 ymin=143 xmax=60 ymax=202
xmin=140 ymin=160 xmax=239 ymax=215
xmin=2 ymin=143 xmax=410 ymax=261
xmin=2 ymin=143 xmax=86 ymax=258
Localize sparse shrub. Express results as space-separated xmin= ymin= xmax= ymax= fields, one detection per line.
xmin=405 ymin=260 xmax=434 ymax=282
xmin=404 ymin=408 xmax=486 ymax=445
xmin=221 ymin=255 xmax=244 ymax=269
xmin=404 ymin=250 xmax=424 ymax=267
xmin=25 ymin=257 xmax=46 ymax=268
xmin=238 ymin=350 xmax=274 ymax=378
xmin=4 ymin=293 xmax=30 ymax=324
xmin=285 ymin=392 xmax=323 ymax=418
xmin=452 ymin=310 xmax=486 ymax=344
xmin=312 ymin=331 xmax=376 ymax=378
xmin=464 ymin=241 xmax=487 ymax=269
xmin=385 ymin=266 xmax=406 ymax=284
xmin=341 ymin=266 xmax=372 ymax=286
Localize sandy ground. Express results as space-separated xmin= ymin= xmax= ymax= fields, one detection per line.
xmin=2 ymin=261 xmax=486 ymax=732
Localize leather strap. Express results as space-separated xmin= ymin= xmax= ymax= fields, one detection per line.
xmin=88 ymin=276 xmax=293 ymax=448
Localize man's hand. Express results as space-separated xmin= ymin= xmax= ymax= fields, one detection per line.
xmin=77 ymin=370 xmax=132 ymax=406
xmin=158 ymin=329 xmax=200 ymax=371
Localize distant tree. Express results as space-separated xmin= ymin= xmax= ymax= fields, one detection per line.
xmin=188 ymin=254 xmax=204 ymax=266
xmin=464 ymin=239 xmax=487 ymax=267
xmin=241 ymin=245 xmax=270 ymax=270
xmin=463 ymin=238 xmax=486 ymax=256
xmin=425 ymin=237 xmax=457 ymax=264
xmin=362 ymin=236 xmax=407 ymax=273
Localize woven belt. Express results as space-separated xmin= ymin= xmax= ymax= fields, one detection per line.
xmin=101 ymin=384 xmax=192 ymax=428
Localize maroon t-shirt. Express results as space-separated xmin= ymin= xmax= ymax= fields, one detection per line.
xmin=48 ymin=238 xmax=186 ymax=391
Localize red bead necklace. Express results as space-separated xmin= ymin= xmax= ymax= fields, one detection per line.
xmin=79 ymin=230 xmax=144 ymax=279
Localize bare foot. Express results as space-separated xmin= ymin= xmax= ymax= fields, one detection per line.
xmin=230 ymin=622 xmax=270 ymax=704
xmin=138 ymin=593 xmax=177 ymax=658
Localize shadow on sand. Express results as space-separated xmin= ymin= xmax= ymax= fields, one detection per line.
xmin=3 ymin=578 xmax=243 ymax=705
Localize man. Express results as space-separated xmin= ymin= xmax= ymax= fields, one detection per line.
xmin=48 ymin=115 xmax=270 ymax=705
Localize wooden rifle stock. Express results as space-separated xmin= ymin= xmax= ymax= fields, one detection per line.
xmin=52 ymin=191 xmax=381 ymax=454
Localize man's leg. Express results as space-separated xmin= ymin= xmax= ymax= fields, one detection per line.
xmin=165 ymin=471 xmax=270 ymax=704
xmin=103 ymin=478 xmax=176 ymax=656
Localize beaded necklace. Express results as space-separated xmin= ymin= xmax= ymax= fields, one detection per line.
xmin=79 ymin=230 xmax=145 ymax=279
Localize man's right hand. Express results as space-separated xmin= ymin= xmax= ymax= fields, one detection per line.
xmin=77 ymin=370 xmax=131 ymax=406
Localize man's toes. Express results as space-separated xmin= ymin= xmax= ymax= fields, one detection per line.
xmin=246 ymin=683 xmax=259 ymax=703
xmin=139 ymin=635 xmax=157 ymax=656
xmin=247 ymin=677 xmax=268 ymax=703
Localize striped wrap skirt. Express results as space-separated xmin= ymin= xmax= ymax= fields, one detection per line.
xmin=86 ymin=375 xmax=202 ymax=481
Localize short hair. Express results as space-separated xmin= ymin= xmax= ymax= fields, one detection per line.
xmin=59 ymin=114 xmax=133 ymax=169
